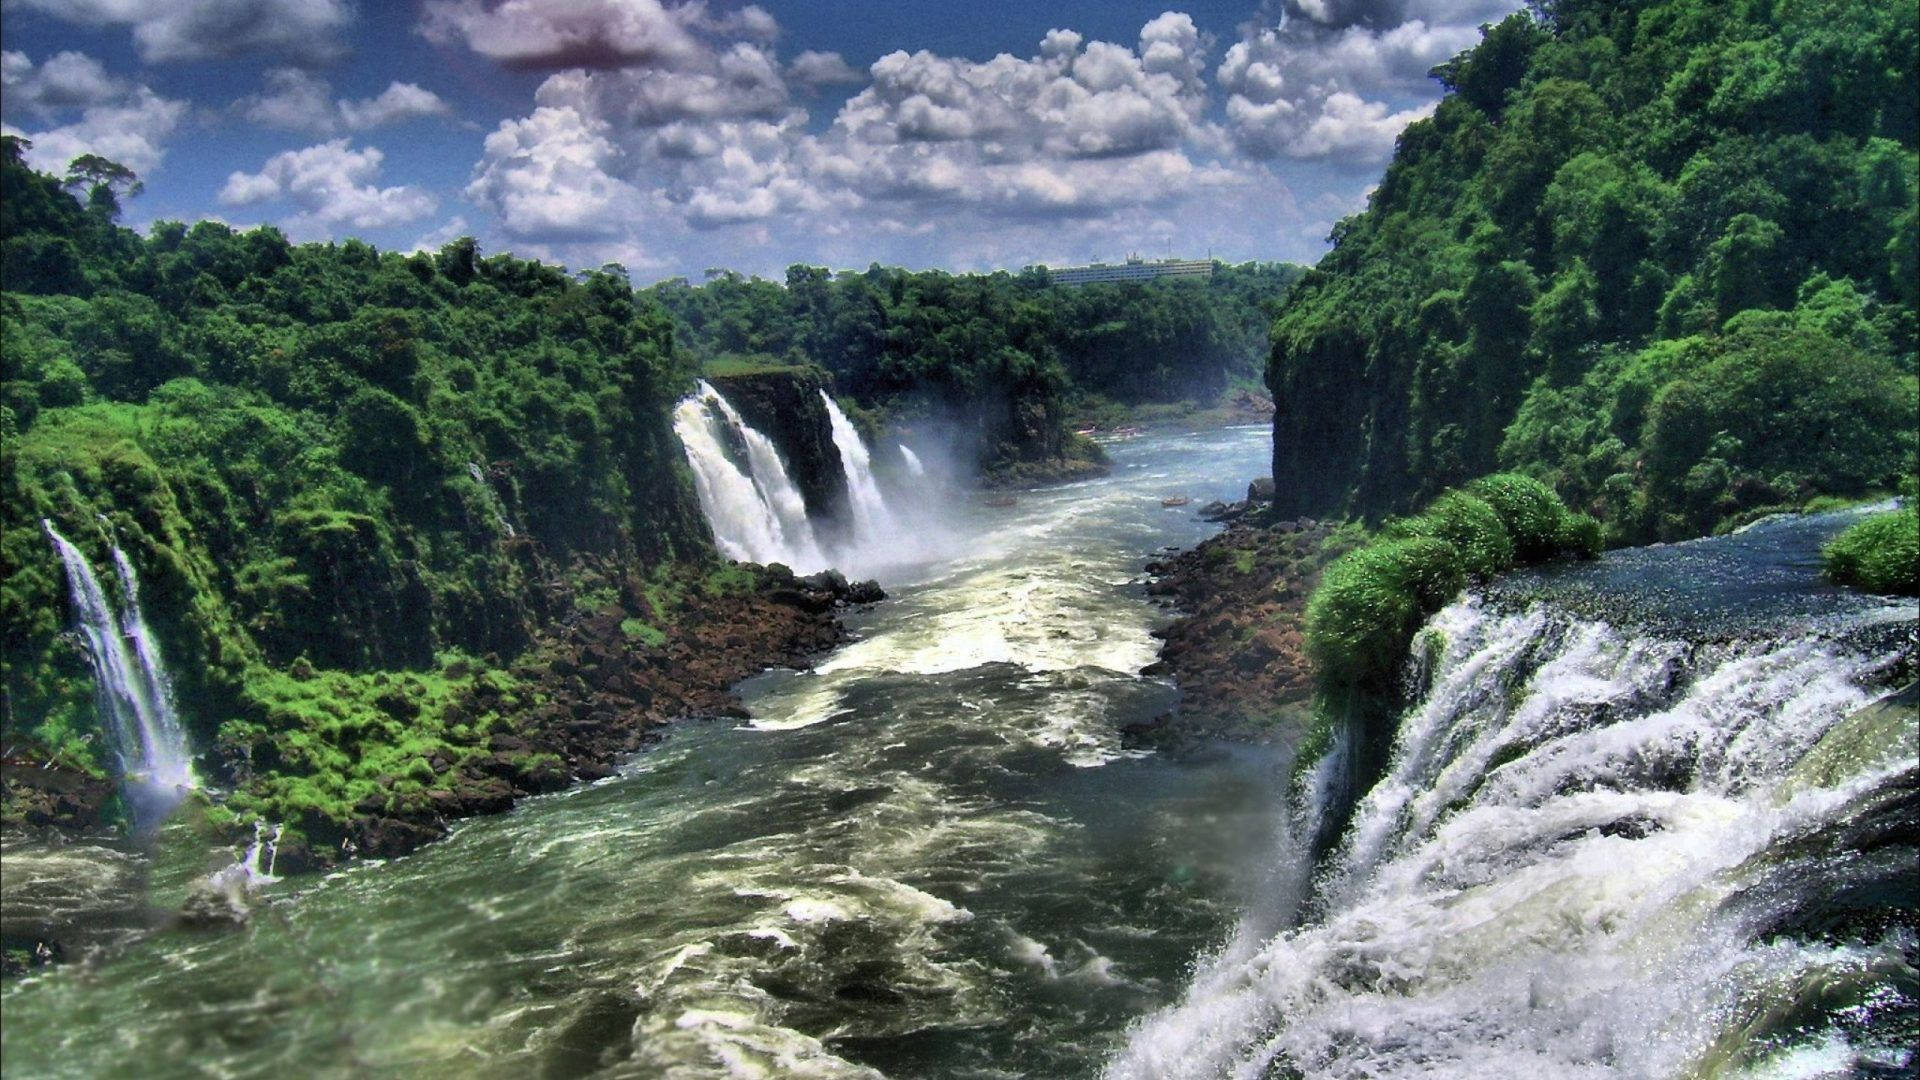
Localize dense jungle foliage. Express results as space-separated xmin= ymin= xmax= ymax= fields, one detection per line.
xmin=648 ymin=261 xmax=1302 ymax=471
xmin=1268 ymin=0 xmax=1918 ymax=542
xmin=0 ymin=136 xmax=713 ymax=827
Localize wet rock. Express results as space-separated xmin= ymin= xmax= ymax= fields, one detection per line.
xmin=354 ymin=816 xmax=446 ymax=858
xmin=1134 ymin=515 xmax=1336 ymax=746
xmin=1247 ymin=477 xmax=1276 ymax=503
xmin=177 ymin=876 xmax=252 ymax=928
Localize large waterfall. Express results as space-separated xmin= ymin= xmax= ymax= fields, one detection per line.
xmin=1111 ymin=519 xmax=1918 ymax=1079
xmin=675 ymin=381 xmax=925 ymax=577
xmin=673 ymin=381 xmax=828 ymax=571
xmin=43 ymin=521 xmax=197 ymax=827
xmin=820 ymin=390 xmax=897 ymax=544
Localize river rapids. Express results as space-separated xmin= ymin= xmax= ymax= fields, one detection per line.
xmin=3 ymin=428 xmax=1914 ymax=1080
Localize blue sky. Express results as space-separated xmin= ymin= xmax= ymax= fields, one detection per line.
xmin=2 ymin=0 xmax=1520 ymax=283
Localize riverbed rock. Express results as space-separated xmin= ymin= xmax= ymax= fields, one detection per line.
xmin=1131 ymin=516 xmax=1338 ymax=747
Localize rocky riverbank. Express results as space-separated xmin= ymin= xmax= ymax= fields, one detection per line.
xmin=1132 ymin=482 xmax=1346 ymax=747
xmin=2 ymin=563 xmax=883 ymax=872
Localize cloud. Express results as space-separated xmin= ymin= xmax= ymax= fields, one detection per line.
xmin=787 ymin=49 xmax=863 ymax=89
xmin=0 ymin=49 xmax=126 ymax=114
xmin=1216 ymin=3 xmax=1499 ymax=164
xmin=219 ymin=140 xmax=438 ymax=233
xmin=419 ymin=0 xmax=709 ymax=71
xmin=407 ymin=214 xmax=472 ymax=254
xmin=237 ymin=69 xmax=451 ymax=135
xmin=464 ymin=95 xmax=642 ymax=238
xmin=339 ymin=83 xmax=451 ymax=130
xmin=1 ymin=51 xmax=186 ymax=175
xmin=11 ymin=0 xmax=352 ymax=64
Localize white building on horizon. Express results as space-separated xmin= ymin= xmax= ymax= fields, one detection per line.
xmin=1043 ymin=255 xmax=1214 ymax=286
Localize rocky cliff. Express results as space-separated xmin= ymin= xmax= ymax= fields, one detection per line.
xmin=706 ymin=369 xmax=852 ymax=542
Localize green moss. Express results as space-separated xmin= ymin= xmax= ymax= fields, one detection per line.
xmin=701 ymin=563 xmax=759 ymax=597
xmin=619 ymin=617 xmax=667 ymax=647
xmin=1824 ymin=508 xmax=1920 ymax=596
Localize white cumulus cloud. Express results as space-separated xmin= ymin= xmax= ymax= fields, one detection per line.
xmin=219 ymin=140 xmax=438 ymax=234
xmin=1 ymin=51 xmax=186 ymax=176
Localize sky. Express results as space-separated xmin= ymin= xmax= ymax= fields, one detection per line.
xmin=1 ymin=0 xmax=1522 ymax=284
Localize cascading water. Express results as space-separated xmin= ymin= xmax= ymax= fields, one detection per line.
xmin=42 ymin=521 xmax=197 ymax=828
xmin=466 ymin=461 xmax=515 ymax=538
xmin=673 ymin=381 xmax=827 ymax=571
xmin=821 ymin=391 xmax=897 ymax=544
xmin=1111 ymin=515 xmax=1918 ymax=1079
xmin=899 ymin=444 xmax=926 ymax=477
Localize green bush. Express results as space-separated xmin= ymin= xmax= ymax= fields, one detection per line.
xmin=1824 ymin=509 xmax=1920 ymax=595
xmin=1306 ymin=537 xmax=1466 ymax=687
xmin=1385 ymin=490 xmax=1514 ymax=578
xmin=1306 ymin=474 xmax=1596 ymax=691
xmin=1467 ymin=473 xmax=1571 ymax=560
xmin=1558 ymin=512 xmax=1604 ymax=558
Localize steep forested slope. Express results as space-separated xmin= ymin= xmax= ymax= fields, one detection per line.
xmin=1268 ymin=0 xmax=1917 ymax=541
xmin=0 ymin=139 xmax=746 ymax=848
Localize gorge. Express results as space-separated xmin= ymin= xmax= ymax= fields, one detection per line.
xmin=3 ymin=0 xmax=1918 ymax=1075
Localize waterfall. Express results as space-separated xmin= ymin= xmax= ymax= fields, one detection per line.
xmin=820 ymin=391 xmax=897 ymax=544
xmin=673 ymin=381 xmax=826 ymax=571
xmin=1110 ymin=592 xmax=1917 ymax=1079
xmin=466 ymin=461 xmax=516 ymax=537
xmin=43 ymin=521 xmax=197 ymax=827
xmin=899 ymin=444 xmax=926 ymax=477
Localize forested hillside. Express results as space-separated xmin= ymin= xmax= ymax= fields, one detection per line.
xmin=1268 ymin=0 xmax=1917 ymax=542
xmin=649 ymin=262 xmax=1302 ymax=476
xmin=0 ymin=137 xmax=732 ymax=846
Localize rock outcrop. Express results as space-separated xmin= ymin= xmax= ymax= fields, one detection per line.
xmin=1132 ymin=484 xmax=1345 ymax=747
xmin=706 ymin=370 xmax=852 ymax=536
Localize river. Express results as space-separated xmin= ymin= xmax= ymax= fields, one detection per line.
xmin=1 ymin=425 xmax=1285 ymax=1079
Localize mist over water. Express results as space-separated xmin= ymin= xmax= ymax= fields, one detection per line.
xmin=2 ymin=426 xmax=1283 ymax=1079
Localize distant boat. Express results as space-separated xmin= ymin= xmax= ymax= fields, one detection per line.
xmin=984 ymin=495 xmax=1019 ymax=508
xmin=1161 ymin=496 xmax=1190 ymax=508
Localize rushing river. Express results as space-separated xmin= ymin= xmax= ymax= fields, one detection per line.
xmin=2 ymin=426 xmax=1285 ymax=1079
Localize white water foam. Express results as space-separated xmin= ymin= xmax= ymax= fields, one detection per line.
xmin=1110 ymin=597 xmax=1912 ymax=1080
xmin=44 ymin=521 xmax=197 ymax=826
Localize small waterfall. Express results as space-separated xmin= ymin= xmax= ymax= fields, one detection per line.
xmin=43 ymin=521 xmax=197 ymax=827
xmin=1110 ymin=591 xmax=1916 ymax=1079
xmin=673 ymin=382 xmax=826 ymax=571
xmin=899 ymin=444 xmax=926 ymax=477
xmin=466 ymin=461 xmax=516 ymax=537
xmin=820 ymin=391 xmax=897 ymax=544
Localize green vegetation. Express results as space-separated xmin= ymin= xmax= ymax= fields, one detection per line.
xmin=648 ymin=262 xmax=1303 ymax=476
xmin=1306 ymin=474 xmax=1597 ymax=690
xmin=1823 ymin=508 xmax=1920 ymax=595
xmin=1266 ymin=0 xmax=1917 ymax=542
xmin=1 ymin=136 xmax=713 ymax=834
